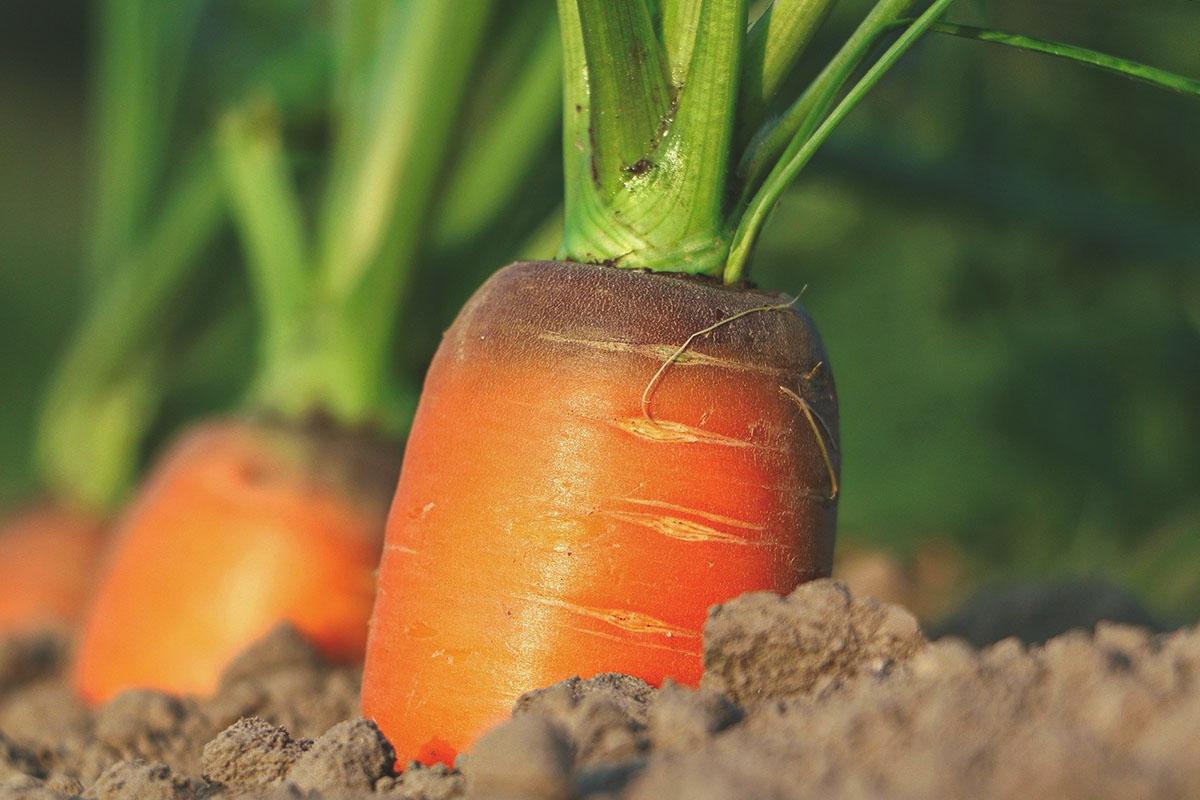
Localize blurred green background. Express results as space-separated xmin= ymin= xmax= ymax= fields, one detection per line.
xmin=2 ymin=0 xmax=1198 ymax=621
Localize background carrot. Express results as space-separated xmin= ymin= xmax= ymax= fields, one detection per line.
xmin=72 ymin=0 xmax=562 ymax=702
xmin=361 ymin=0 xmax=1200 ymax=765
xmin=73 ymin=420 xmax=398 ymax=701
xmin=0 ymin=505 xmax=103 ymax=635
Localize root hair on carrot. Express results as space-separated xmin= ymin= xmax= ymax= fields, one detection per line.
xmin=780 ymin=385 xmax=839 ymax=501
xmin=640 ymin=299 xmax=799 ymax=423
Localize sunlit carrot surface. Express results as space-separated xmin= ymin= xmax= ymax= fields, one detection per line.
xmin=0 ymin=503 xmax=105 ymax=634
xmin=362 ymin=261 xmax=839 ymax=764
xmin=74 ymin=418 xmax=399 ymax=704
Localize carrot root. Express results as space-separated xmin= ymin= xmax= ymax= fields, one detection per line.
xmin=362 ymin=261 xmax=840 ymax=764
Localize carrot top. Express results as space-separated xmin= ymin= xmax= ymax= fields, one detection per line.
xmin=33 ymin=3 xmax=338 ymax=513
xmin=34 ymin=1 xmax=225 ymax=512
xmin=216 ymin=2 xmax=561 ymax=433
xmin=557 ymin=0 xmax=1200 ymax=284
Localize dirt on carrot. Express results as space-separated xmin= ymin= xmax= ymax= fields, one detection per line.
xmin=2 ymin=580 xmax=1200 ymax=798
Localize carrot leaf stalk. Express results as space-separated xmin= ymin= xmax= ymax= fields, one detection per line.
xmin=217 ymin=0 xmax=513 ymax=432
xmin=215 ymin=101 xmax=311 ymax=415
xmin=35 ymin=151 xmax=224 ymax=512
xmin=734 ymin=0 xmax=922 ymax=216
xmin=918 ymin=22 xmax=1200 ymax=99
xmin=736 ymin=0 xmax=838 ymax=141
xmin=89 ymin=0 xmax=206 ymax=284
xmin=559 ymin=0 xmax=748 ymax=276
xmin=726 ymin=0 xmax=959 ymax=283
xmin=432 ymin=9 xmax=563 ymax=252
xmin=557 ymin=0 xmax=1200 ymax=286
xmin=35 ymin=0 xmax=214 ymax=513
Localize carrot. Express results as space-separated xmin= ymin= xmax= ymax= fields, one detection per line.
xmin=73 ymin=419 xmax=399 ymax=702
xmin=361 ymin=0 xmax=1200 ymax=765
xmin=72 ymin=1 xmax=561 ymax=700
xmin=363 ymin=262 xmax=838 ymax=765
xmin=0 ymin=504 xmax=105 ymax=635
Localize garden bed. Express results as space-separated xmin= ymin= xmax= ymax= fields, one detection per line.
xmin=2 ymin=579 xmax=1197 ymax=799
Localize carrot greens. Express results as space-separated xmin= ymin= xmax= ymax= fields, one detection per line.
xmin=35 ymin=0 xmax=221 ymax=512
xmin=917 ymin=22 xmax=1200 ymax=99
xmin=217 ymin=1 xmax=562 ymax=432
xmin=35 ymin=2 xmax=337 ymax=512
xmin=432 ymin=9 xmax=562 ymax=252
xmin=89 ymin=0 xmax=206 ymax=283
xmin=557 ymin=0 xmax=1200 ymax=286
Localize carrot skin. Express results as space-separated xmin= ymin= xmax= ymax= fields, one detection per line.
xmin=0 ymin=503 xmax=105 ymax=635
xmin=362 ymin=261 xmax=839 ymax=764
xmin=72 ymin=418 xmax=401 ymax=704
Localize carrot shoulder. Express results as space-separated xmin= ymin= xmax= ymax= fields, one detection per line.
xmin=362 ymin=261 xmax=839 ymax=764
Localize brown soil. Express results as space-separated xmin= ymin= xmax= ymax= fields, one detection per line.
xmin=2 ymin=580 xmax=1198 ymax=799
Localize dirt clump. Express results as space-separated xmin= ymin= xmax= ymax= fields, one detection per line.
xmin=701 ymin=578 xmax=926 ymax=705
xmin=201 ymin=716 xmax=311 ymax=792
xmin=514 ymin=673 xmax=654 ymax=766
xmin=287 ymin=718 xmax=395 ymax=796
xmin=0 ymin=623 xmax=365 ymax=796
xmin=2 ymin=579 xmax=1199 ymax=799
xmin=462 ymin=716 xmax=573 ymax=800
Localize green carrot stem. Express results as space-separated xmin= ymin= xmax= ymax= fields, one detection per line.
xmin=736 ymin=0 xmax=838 ymax=142
xmin=576 ymin=0 xmax=672 ymax=196
xmin=36 ymin=149 xmax=224 ymax=510
xmin=557 ymin=0 xmax=591 ymax=219
xmin=559 ymin=0 xmax=746 ymax=276
xmin=726 ymin=0 xmax=960 ymax=283
xmin=215 ymin=100 xmax=309 ymax=378
xmin=660 ymin=0 xmax=704 ymax=85
xmin=918 ymin=22 xmax=1200 ymax=98
xmin=330 ymin=0 xmax=388 ymax=123
xmin=89 ymin=0 xmax=204 ymax=281
xmin=239 ymin=0 xmax=499 ymax=430
xmin=330 ymin=0 xmax=496 ymax=425
xmin=89 ymin=0 xmax=157 ymax=281
xmin=316 ymin=0 xmax=495 ymax=299
xmin=735 ymin=0 xmax=919 ymax=209
xmin=659 ymin=0 xmax=748 ymax=247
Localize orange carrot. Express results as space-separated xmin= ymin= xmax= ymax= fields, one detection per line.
xmin=73 ymin=418 xmax=400 ymax=703
xmin=361 ymin=262 xmax=839 ymax=764
xmin=0 ymin=503 xmax=105 ymax=635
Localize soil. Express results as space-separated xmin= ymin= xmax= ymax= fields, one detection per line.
xmin=2 ymin=579 xmax=1197 ymax=799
